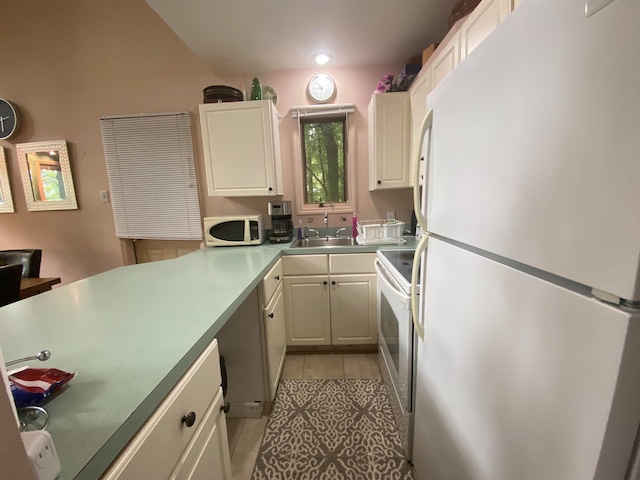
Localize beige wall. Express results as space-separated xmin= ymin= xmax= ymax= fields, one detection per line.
xmin=0 ymin=0 xmax=413 ymax=284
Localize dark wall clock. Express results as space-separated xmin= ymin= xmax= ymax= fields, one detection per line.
xmin=0 ymin=98 xmax=19 ymax=140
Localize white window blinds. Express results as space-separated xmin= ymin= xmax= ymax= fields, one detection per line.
xmin=100 ymin=112 xmax=202 ymax=240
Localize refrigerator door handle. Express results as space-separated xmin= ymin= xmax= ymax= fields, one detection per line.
xmin=412 ymin=233 xmax=429 ymax=340
xmin=413 ymin=109 xmax=433 ymax=232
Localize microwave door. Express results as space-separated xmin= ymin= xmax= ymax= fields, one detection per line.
xmin=209 ymin=220 xmax=246 ymax=242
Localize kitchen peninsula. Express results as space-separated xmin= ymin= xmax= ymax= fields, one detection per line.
xmin=0 ymin=240 xmax=411 ymax=479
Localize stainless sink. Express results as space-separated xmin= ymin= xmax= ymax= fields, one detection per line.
xmin=290 ymin=237 xmax=359 ymax=248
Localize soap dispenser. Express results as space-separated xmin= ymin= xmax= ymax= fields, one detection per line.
xmin=297 ymin=219 xmax=304 ymax=240
xmin=352 ymin=212 xmax=358 ymax=238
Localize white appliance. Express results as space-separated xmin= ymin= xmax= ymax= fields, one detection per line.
xmin=375 ymin=249 xmax=417 ymax=460
xmin=410 ymin=1 xmax=640 ymax=479
xmin=203 ymin=215 xmax=264 ymax=247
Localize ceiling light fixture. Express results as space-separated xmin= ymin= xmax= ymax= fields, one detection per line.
xmin=313 ymin=52 xmax=333 ymax=65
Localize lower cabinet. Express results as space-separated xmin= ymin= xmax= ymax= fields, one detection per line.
xmin=264 ymin=282 xmax=286 ymax=396
xmin=282 ymin=254 xmax=377 ymax=347
xmin=170 ymin=388 xmax=231 ymax=480
xmin=283 ymin=275 xmax=331 ymax=345
xmin=102 ymin=338 xmax=231 ymax=480
xmin=216 ymin=259 xmax=285 ymax=417
xmin=329 ymin=273 xmax=377 ymax=345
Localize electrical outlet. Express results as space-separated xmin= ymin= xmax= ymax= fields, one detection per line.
xmin=100 ymin=190 xmax=109 ymax=203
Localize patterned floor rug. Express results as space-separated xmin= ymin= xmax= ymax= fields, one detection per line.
xmin=251 ymin=379 xmax=415 ymax=480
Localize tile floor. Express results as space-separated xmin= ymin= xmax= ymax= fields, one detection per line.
xmin=226 ymin=352 xmax=380 ymax=480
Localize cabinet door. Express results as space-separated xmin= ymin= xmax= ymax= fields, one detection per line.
xmin=170 ymin=388 xmax=232 ymax=480
xmin=330 ymin=274 xmax=377 ymax=345
xmin=409 ymin=68 xmax=432 ymax=187
xmin=264 ymin=283 xmax=286 ymax=400
xmin=430 ymin=29 xmax=461 ymax=91
xmin=460 ymin=0 xmax=510 ymax=61
xmin=102 ymin=340 xmax=221 ymax=480
xmin=199 ymin=100 xmax=281 ymax=197
xmin=283 ymin=275 xmax=331 ymax=346
xmin=368 ymin=92 xmax=411 ymax=190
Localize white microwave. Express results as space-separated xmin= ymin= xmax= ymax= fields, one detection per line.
xmin=203 ymin=215 xmax=264 ymax=247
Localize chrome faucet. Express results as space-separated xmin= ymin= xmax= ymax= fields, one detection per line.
xmin=306 ymin=227 xmax=319 ymax=238
xmin=324 ymin=212 xmax=329 ymax=237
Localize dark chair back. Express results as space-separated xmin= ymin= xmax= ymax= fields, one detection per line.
xmin=0 ymin=264 xmax=23 ymax=307
xmin=0 ymin=249 xmax=42 ymax=278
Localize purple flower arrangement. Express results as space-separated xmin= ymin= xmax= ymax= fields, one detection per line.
xmin=375 ymin=73 xmax=395 ymax=93
xmin=374 ymin=72 xmax=410 ymax=94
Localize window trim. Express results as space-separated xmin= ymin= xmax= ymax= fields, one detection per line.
xmin=292 ymin=109 xmax=356 ymax=216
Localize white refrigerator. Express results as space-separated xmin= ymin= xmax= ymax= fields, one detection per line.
xmin=411 ymin=1 xmax=640 ymax=479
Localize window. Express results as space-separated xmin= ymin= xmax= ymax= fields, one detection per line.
xmin=292 ymin=103 xmax=355 ymax=214
xmin=300 ymin=116 xmax=346 ymax=205
xmin=100 ymin=112 xmax=202 ymax=241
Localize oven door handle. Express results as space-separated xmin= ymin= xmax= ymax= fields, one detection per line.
xmin=412 ymin=233 xmax=429 ymax=341
xmin=375 ymin=259 xmax=410 ymax=305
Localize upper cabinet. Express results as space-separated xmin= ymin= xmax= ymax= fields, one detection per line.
xmin=409 ymin=68 xmax=431 ymax=187
xmin=429 ymin=30 xmax=461 ymax=90
xmin=368 ymin=92 xmax=411 ymax=190
xmin=408 ymin=16 xmax=462 ymax=186
xmin=408 ymin=0 xmax=518 ymax=186
xmin=460 ymin=0 xmax=513 ymax=61
xmin=199 ymin=100 xmax=283 ymax=197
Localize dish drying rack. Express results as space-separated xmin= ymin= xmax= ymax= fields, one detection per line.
xmin=356 ymin=219 xmax=407 ymax=245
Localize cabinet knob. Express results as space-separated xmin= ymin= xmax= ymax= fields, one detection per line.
xmin=377 ymin=180 xmax=382 ymax=185
xmin=323 ymin=281 xmax=328 ymax=285
xmin=220 ymin=402 xmax=231 ymax=414
xmin=331 ymin=281 xmax=336 ymax=285
xmin=268 ymin=313 xmax=274 ymax=318
xmin=268 ymin=187 xmax=273 ymax=192
xmin=182 ymin=411 xmax=196 ymax=428
xmin=274 ymin=275 xmax=280 ymax=281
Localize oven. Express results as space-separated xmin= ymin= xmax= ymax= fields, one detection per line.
xmin=375 ymin=249 xmax=417 ymax=461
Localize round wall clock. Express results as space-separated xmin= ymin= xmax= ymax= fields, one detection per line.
xmin=0 ymin=99 xmax=19 ymax=140
xmin=307 ymin=73 xmax=336 ymax=104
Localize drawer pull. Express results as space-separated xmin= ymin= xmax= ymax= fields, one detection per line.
xmin=274 ymin=275 xmax=280 ymax=281
xmin=268 ymin=313 xmax=274 ymax=318
xmin=323 ymin=281 xmax=328 ymax=285
xmin=331 ymin=281 xmax=336 ymax=285
xmin=182 ymin=411 xmax=196 ymax=428
xmin=220 ymin=402 xmax=231 ymax=414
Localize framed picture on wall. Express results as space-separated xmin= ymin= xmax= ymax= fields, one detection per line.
xmin=0 ymin=147 xmax=15 ymax=213
xmin=16 ymin=140 xmax=78 ymax=211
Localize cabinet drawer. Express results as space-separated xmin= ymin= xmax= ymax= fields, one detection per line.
xmin=169 ymin=387 xmax=231 ymax=480
xmin=262 ymin=259 xmax=283 ymax=305
xmin=103 ymin=339 xmax=222 ymax=480
xmin=282 ymin=254 xmax=328 ymax=275
xmin=329 ymin=253 xmax=376 ymax=274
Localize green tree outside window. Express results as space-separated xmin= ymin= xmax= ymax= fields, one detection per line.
xmin=301 ymin=116 xmax=347 ymax=205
